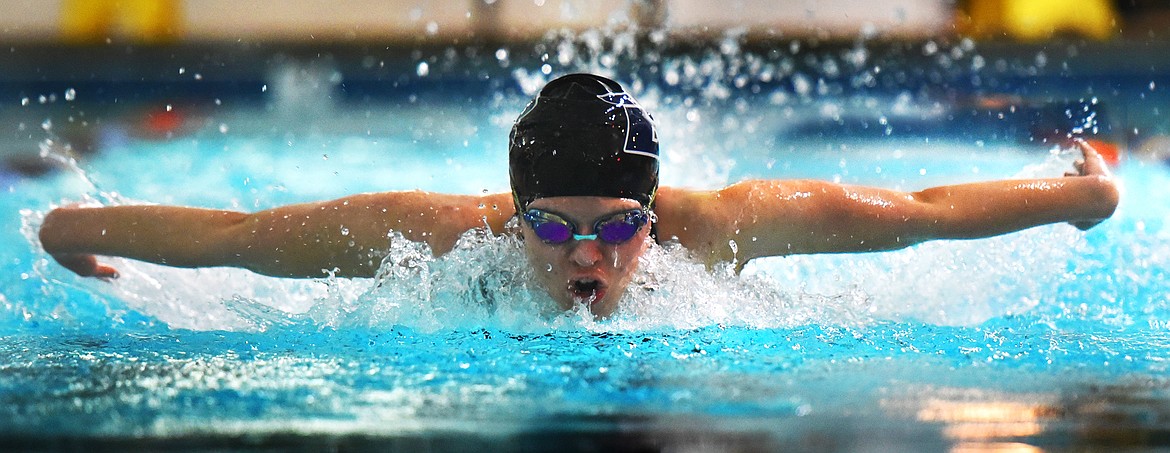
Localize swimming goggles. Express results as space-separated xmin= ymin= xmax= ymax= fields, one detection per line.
xmin=522 ymin=208 xmax=652 ymax=244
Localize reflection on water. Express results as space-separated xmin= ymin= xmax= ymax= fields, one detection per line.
xmin=881 ymin=378 xmax=1170 ymax=450
xmin=3 ymin=329 xmax=1170 ymax=450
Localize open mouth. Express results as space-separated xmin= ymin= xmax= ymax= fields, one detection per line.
xmin=568 ymin=278 xmax=607 ymax=305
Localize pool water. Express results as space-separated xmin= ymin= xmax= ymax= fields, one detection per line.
xmin=4 ymin=40 xmax=1170 ymax=450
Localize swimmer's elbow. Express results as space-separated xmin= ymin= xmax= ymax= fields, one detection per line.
xmin=215 ymin=211 xmax=272 ymax=269
xmin=1085 ymin=174 xmax=1120 ymax=219
xmin=38 ymin=208 xmax=70 ymax=253
xmin=226 ymin=211 xmax=385 ymax=279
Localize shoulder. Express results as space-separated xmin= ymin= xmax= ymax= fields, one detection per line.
xmin=349 ymin=191 xmax=512 ymax=212
xmin=653 ymin=184 xmax=774 ymax=261
xmin=653 ymin=181 xmax=848 ymax=262
xmin=334 ymin=190 xmax=514 ymax=233
xmin=405 ymin=190 xmax=514 ymax=223
xmin=655 ymin=180 xmax=836 ymax=213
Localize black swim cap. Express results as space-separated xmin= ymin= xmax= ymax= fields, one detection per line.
xmin=509 ymin=73 xmax=659 ymax=211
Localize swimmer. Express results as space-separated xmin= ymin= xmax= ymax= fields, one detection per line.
xmin=38 ymin=73 xmax=1120 ymax=317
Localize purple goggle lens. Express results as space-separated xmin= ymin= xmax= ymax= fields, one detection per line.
xmin=523 ymin=209 xmax=649 ymax=245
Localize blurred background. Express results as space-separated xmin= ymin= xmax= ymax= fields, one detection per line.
xmin=2 ymin=0 xmax=1169 ymax=177
xmin=0 ymin=0 xmax=1164 ymax=43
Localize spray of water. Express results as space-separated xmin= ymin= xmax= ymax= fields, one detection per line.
xmin=15 ymin=19 xmax=1145 ymax=335
xmin=215 ymin=227 xmax=876 ymax=333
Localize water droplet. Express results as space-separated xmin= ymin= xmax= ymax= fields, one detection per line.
xmin=971 ymin=55 xmax=986 ymax=71
xmin=40 ymin=119 xmax=51 ymax=131
xmin=417 ymin=61 xmax=429 ymax=77
xmin=341 ymin=227 xmax=350 ymax=236
xmin=63 ymin=88 xmax=76 ymax=101
xmin=923 ymin=41 xmax=938 ymax=55
xmin=20 ymin=97 xmax=28 ymax=106
xmin=791 ymin=74 xmax=812 ymax=96
xmin=178 ymin=67 xmax=186 ymax=74
xmin=218 ymin=123 xmax=229 ymax=134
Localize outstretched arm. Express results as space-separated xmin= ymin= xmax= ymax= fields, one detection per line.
xmin=656 ymin=140 xmax=1120 ymax=264
xmin=39 ymin=191 xmax=515 ymax=279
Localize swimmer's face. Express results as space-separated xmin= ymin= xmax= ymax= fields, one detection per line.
xmin=520 ymin=196 xmax=652 ymax=317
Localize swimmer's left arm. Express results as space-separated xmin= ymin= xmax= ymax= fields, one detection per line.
xmin=657 ymin=140 xmax=1119 ymax=264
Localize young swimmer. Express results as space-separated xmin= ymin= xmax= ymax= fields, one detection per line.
xmin=38 ymin=73 xmax=1120 ymax=317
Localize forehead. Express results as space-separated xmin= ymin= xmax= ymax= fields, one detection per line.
xmin=527 ymin=196 xmax=641 ymax=218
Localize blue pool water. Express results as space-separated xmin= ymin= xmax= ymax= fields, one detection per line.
xmin=4 ymin=38 xmax=1170 ymax=450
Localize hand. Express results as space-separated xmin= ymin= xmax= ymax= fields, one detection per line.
xmin=49 ymin=253 xmax=119 ymax=281
xmin=1065 ymin=138 xmax=1115 ymax=231
xmin=40 ymin=203 xmax=120 ymax=280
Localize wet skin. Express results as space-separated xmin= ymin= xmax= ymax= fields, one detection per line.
xmin=37 ymin=142 xmax=1118 ymax=320
xmin=520 ymin=196 xmax=652 ymax=317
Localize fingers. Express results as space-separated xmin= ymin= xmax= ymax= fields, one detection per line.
xmin=1077 ymin=139 xmax=1099 ymax=157
xmin=1070 ymin=138 xmax=1112 ymax=178
xmin=93 ymin=263 xmax=120 ymax=281
xmin=51 ymin=253 xmax=120 ymax=280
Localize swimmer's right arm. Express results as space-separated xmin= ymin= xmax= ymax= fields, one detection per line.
xmin=38 ymin=191 xmax=515 ymax=279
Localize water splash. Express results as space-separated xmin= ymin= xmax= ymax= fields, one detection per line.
xmin=226 ymin=228 xmax=879 ymax=333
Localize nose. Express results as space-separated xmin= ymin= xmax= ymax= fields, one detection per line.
xmin=568 ymin=238 xmax=604 ymax=267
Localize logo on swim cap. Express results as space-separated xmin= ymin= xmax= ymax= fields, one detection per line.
xmin=597 ymin=92 xmax=659 ymax=159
